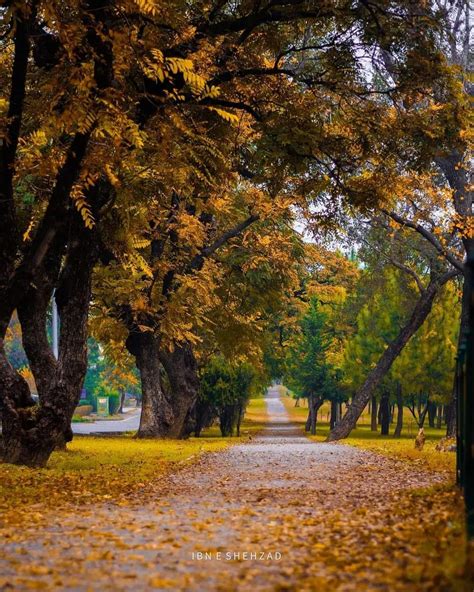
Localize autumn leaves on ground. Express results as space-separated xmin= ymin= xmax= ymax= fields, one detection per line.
xmin=0 ymin=388 xmax=467 ymax=591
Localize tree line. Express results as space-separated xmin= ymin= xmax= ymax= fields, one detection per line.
xmin=0 ymin=0 xmax=470 ymax=466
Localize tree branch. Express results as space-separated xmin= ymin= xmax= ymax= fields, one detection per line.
xmin=187 ymin=213 xmax=259 ymax=273
xmin=389 ymin=258 xmax=425 ymax=294
xmin=201 ymin=213 xmax=259 ymax=259
xmin=381 ymin=209 xmax=464 ymax=273
xmin=0 ymin=5 xmax=35 ymax=280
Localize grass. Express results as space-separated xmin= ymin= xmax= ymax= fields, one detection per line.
xmin=279 ymin=388 xmax=455 ymax=475
xmin=0 ymin=396 xmax=267 ymax=518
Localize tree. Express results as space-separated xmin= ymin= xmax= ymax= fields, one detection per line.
xmin=392 ymin=281 xmax=460 ymax=428
xmin=198 ymin=356 xmax=261 ymax=437
xmin=0 ymin=1 xmax=459 ymax=465
xmin=328 ymin=218 xmax=460 ymax=441
xmin=285 ymin=298 xmax=342 ymax=435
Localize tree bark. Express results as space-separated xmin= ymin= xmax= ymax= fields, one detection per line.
xmin=159 ymin=342 xmax=200 ymax=438
xmin=126 ymin=331 xmax=174 ymax=438
xmin=118 ymin=389 xmax=125 ymax=414
xmin=306 ymin=396 xmax=324 ymax=435
xmin=194 ymin=400 xmax=214 ymax=437
xmin=380 ymin=391 xmax=390 ymax=436
xmin=330 ymin=399 xmax=339 ymax=430
xmin=236 ymin=403 xmax=244 ymax=437
xmin=370 ymin=396 xmax=378 ymax=431
xmin=394 ymin=383 xmax=403 ymax=438
xmin=327 ymin=270 xmax=458 ymax=441
xmin=436 ymin=405 xmax=442 ymax=429
xmin=219 ymin=405 xmax=236 ymax=436
xmin=428 ymin=401 xmax=437 ymax=428
xmin=0 ymin=2 xmax=114 ymax=467
xmin=447 ymin=270 xmax=469 ymax=437
xmin=1 ymin=226 xmax=97 ymax=466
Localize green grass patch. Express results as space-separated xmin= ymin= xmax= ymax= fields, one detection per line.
xmin=280 ymin=393 xmax=455 ymax=474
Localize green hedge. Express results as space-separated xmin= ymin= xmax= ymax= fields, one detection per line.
xmin=80 ymin=398 xmax=97 ymax=412
xmin=75 ymin=404 xmax=93 ymax=416
xmin=108 ymin=393 xmax=120 ymax=414
xmin=79 ymin=393 xmax=122 ymax=415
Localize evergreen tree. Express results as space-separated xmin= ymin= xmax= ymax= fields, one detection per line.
xmin=285 ymin=298 xmax=342 ymax=435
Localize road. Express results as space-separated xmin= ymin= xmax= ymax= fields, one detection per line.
xmin=72 ymin=407 xmax=141 ymax=434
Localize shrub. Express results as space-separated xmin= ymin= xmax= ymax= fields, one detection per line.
xmin=71 ymin=414 xmax=93 ymax=423
xmin=80 ymin=398 xmax=96 ymax=411
xmin=198 ymin=357 xmax=257 ymax=437
xmin=108 ymin=393 xmax=120 ymax=415
xmin=75 ymin=405 xmax=93 ymax=417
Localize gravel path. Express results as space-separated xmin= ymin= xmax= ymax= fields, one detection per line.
xmin=0 ymin=387 xmax=449 ymax=591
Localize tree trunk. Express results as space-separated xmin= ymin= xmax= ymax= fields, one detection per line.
xmin=330 ymin=399 xmax=338 ymax=430
xmin=327 ymin=270 xmax=457 ymax=441
xmin=194 ymin=400 xmax=214 ymax=437
xmin=446 ymin=391 xmax=457 ymax=438
xmin=1 ymin=227 xmax=97 ymax=466
xmin=118 ymin=389 xmax=125 ymax=414
xmin=159 ymin=342 xmax=200 ymax=438
xmin=219 ymin=405 xmax=236 ymax=437
xmin=371 ymin=396 xmax=378 ymax=431
xmin=394 ymin=383 xmax=403 ymax=438
xmin=236 ymin=403 xmax=244 ymax=437
xmin=307 ymin=396 xmax=324 ymax=435
xmin=380 ymin=391 xmax=390 ymax=436
xmin=126 ymin=331 xmax=174 ymax=438
xmin=447 ymin=272 xmax=469 ymax=437
xmin=436 ymin=405 xmax=442 ymax=429
xmin=428 ymin=401 xmax=437 ymax=428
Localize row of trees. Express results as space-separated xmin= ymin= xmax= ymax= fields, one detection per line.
xmin=273 ymin=249 xmax=460 ymax=439
xmin=0 ymin=0 xmax=470 ymax=466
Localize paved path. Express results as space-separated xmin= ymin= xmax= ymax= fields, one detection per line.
xmin=72 ymin=407 xmax=140 ymax=434
xmin=0 ymin=387 xmax=450 ymax=591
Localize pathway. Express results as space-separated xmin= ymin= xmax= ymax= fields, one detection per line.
xmin=0 ymin=387 xmax=454 ymax=591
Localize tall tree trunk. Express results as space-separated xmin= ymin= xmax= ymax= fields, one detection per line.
xmin=447 ymin=271 xmax=469 ymax=437
xmin=394 ymin=383 xmax=403 ymax=438
xmin=194 ymin=400 xmax=214 ymax=437
xmin=219 ymin=405 xmax=236 ymax=436
xmin=446 ymin=388 xmax=457 ymax=438
xmin=236 ymin=403 xmax=244 ymax=437
xmin=436 ymin=405 xmax=442 ymax=429
xmin=159 ymin=342 xmax=200 ymax=438
xmin=126 ymin=332 xmax=174 ymax=438
xmin=371 ymin=396 xmax=378 ymax=431
xmin=330 ymin=399 xmax=338 ymax=430
xmin=1 ymin=228 xmax=97 ymax=466
xmin=306 ymin=396 xmax=324 ymax=435
xmin=118 ymin=389 xmax=125 ymax=414
xmin=380 ymin=391 xmax=390 ymax=436
xmin=428 ymin=401 xmax=437 ymax=428
xmin=327 ymin=270 xmax=457 ymax=441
